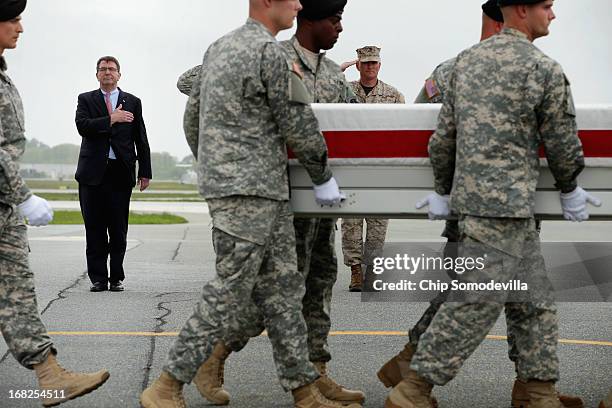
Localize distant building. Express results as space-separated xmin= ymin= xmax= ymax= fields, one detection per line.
xmin=179 ymin=169 xmax=197 ymax=185
xmin=20 ymin=163 xmax=75 ymax=180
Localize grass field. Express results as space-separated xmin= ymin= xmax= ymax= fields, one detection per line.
xmin=50 ymin=211 xmax=188 ymax=225
xmin=38 ymin=192 xmax=203 ymax=202
xmin=26 ymin=179 xmax=197 ymax=191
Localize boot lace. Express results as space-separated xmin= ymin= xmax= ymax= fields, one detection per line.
xmin=313 ymin=381 xmax=346 ymax=407
xmin=216 ymin=358 xmax=225 ymax=386
xmin=172 ymin=384 xmax=187 ymax=408
xmin=320 ymin=375 xmax=343 ymax=393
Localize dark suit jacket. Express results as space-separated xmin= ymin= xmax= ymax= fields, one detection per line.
xmin=75 ymin=88 xmax=152 ymax=186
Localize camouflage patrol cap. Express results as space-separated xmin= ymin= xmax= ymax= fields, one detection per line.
xmin=498 ymin=0 xmax=546 ymax=6
xmin=299 ymin=0 xmax=347 ymax=21
xmin=482 ymin=0 xmax=504 ymax=22
xmin=0 ymin=0 xmax=26 ymax=22
xmin=356 ymin=46 xmax=381 ymax=63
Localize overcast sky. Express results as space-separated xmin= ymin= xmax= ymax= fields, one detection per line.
xmin=8 ymin=0 xmax=612 ymax=159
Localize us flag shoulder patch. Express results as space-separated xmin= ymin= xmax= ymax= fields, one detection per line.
xmin=425 ymin=78 xmax=440 ymax=100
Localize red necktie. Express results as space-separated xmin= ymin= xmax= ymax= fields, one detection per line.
xmin=104 ymin=92 xmax=113 ymax=115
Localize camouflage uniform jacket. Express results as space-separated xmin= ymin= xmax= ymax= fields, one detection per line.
xmin=414 ymin=57 xmax=455 ymax=104
xmin=177 ymin=66 xmax=200 ymax=97
xmin=350 ymin=79 xmax=405 ymax=104
xmin=0 ymin=56 xmax=31 ymax=209
xmin=428 ymin=28 xmax=584 ymax=218
xmin=281 ymin=36 xmax=357 ymax=104
xmin=183 ymin=19 xmax=332 ymax=200
xmin=177 ymin=38 xmax=356 ymax=112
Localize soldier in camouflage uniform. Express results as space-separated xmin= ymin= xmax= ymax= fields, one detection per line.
xmin=340 ymin=46 xmax=404 ymax=292
xmin=0 ymin=1 xmax=110 ymax=406
xmin=385 ymin=1 xmax=599 ymax=407
xmin=174 ymin=1 xmax=365 ymax=406
xmin=381 ymin=3 xmax=582 ymax=407
xmin=141 ymin=1 xmax=358 ymax=408
xmin=378 ymin=3 xmax=502 ymax=400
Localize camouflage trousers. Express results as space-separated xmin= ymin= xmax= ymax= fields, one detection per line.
xmin=410 ymin=216 xmax=559 ymax=385
xmin=225 ymin=217 xmax=338 ymax=364
xmin=0 ymin=206 xmax=54 ymax=369
xmin=163 ymin=196 xmax=318 ymax=391
xmin=408 ymin=220 xmax=544 ymax=365
xmin=341 ymin=217 xmax=388 ymax=266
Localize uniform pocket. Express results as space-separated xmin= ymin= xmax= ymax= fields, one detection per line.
xmin=9 ymin=100 xmax=25 ymax=131
xmin=289 ymin=69 xmax=312 ymax=105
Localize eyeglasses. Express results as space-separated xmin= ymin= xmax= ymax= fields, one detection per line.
xmin=97 ymin=67 xmax=118 ymax=73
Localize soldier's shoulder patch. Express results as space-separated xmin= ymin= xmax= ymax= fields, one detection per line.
xmin=292 ymin=61 xmax=304 ymax=80
xmin=425 ymin=78 xmax=440 ymax=100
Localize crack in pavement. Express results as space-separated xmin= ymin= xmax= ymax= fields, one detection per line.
xmin=171 ymin=226 xmax=190 ymax=262
xmin=1 ymin=236 xmax=146 ymax=366
xmin=141 ymin=293 xmax=196 ymax=391
xmin=0 ymin=269 xmax=90 ymax=366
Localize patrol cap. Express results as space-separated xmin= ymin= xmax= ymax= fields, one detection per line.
xmin=299 ymin=0 xmax=347 ymax=21
xmin=0 ymin=0 xmax=26 ymax=22
xmin=482 ymin=0 xmax=504 ymax=23
xmin=498 ymin=0 xmax=546 ymax=7
xmin=356 ymin=46 xmax=381 ymax=63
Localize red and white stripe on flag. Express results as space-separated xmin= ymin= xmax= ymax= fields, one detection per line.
xmin=288 ymin=104 xmax=612 ymax=159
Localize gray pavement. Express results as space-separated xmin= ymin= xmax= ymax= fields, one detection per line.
xmin=0 ymin=214 xmax=611 ymax=408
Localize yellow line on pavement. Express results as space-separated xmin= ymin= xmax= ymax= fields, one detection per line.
xmin=329 ymin=331 xmax=406 ymax=336
xmin=49 ymin=331 xmax=179 ymax=337
xmin=46 ymin=330 xmax=612 ymax=347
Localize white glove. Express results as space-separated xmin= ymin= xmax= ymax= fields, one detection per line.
xmin=416 ymin=193 xmax=451 ymax=220
xmin=18 ymin=195 xmax=54 ymax=226
xmin=560 ymin=187 xmax=602 ymax=222
xmin=313 ymin=177 xmax=346 ymax=206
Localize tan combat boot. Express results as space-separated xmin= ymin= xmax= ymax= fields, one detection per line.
xmin=140 ymin=371 xmax=186 ymax=408
xmin=34 ymin=353 xmax=110 ymax=407
xmin=601 ymin=392 xmax=612 ymax=408
xmin=378 ymin=344 xmax=438 ymax=408
xmin=349 ymin=264 xmax=362 ymax=292
xmin=511 ymin=379 xmax=583 ymax=408
xmin=293 ymin=382 xmax=362 ymax=408
xmin=384 ymin=371 xmax=434 ymax=408
xmin=378 ymin=343 xmax=416 ymax=388
xmin=524 ymin=381 xmax=564 ymax=408
xmin=314 ymin=362 xmax=365 ymax=404
xmin=193 ymin=342 xmax=231 ymax=405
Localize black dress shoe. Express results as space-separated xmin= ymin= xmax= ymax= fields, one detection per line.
xmin=109 ymin=281 xmax=125 ymax=292
xmin=90 ymin=282 xmax=108 ymax=292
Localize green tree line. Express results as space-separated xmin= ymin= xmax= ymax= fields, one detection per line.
xmin=21 ymin=139 xmax=193 ymax=180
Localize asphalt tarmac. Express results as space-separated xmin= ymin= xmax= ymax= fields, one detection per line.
xmin=0 ymin=213 xmax=610 ymax=408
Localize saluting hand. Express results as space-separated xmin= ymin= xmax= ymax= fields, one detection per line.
xmin=340 ymin=59 xmax=358 ymax=72
xmin=110 ymin=104 xmax=134 ymax=125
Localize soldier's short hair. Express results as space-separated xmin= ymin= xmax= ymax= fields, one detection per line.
xmin=96 ymin=56 xmax=121 ymax=73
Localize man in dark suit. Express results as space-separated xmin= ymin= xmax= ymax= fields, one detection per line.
xmin=75 ymin=56 xmax=152 ymax=292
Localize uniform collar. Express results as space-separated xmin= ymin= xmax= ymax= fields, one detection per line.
xmin=246 ymin=18 xmax=277 ymax=41
xmin=501 ymin=27 xmax=531 ymax=42
xmin=291 ymin=36 xmax=324 ymax=74
xmin=0 ymin=56 xmax=7 ymax=72
xmin=362 ymin=80 xmax=383 ymax=96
